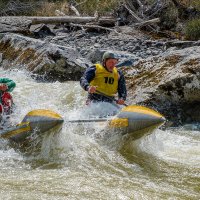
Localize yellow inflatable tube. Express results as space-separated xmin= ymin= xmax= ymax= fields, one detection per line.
xmin=0 ymin=109 xmax=64 ymax=143
xmin=109 ymin=105 xmax=165 ymax=133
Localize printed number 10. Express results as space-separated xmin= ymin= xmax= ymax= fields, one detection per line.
xmin=104 ymin=77 xmax=114 ymax=84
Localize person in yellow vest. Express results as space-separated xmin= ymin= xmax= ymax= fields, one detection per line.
xmin=80 ymin=51 xmax=127 ymax=105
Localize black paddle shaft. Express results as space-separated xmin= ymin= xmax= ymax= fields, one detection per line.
xmin=96 ymin=90 xmax=128 ymax=107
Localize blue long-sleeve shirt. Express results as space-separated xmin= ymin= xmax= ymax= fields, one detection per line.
xmin=80 ymin=65 xmax=127 ymax=100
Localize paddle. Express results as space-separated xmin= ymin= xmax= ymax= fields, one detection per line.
xmin=68 ymin=118 xmax=111 ymax=123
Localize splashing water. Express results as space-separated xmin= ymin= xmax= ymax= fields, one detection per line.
xmin=0 ymin=69 xmax=199 ymax=199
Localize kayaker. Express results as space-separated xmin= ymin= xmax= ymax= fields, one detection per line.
xmin=0 ymin=78 xmax=16 ymax=115
xmin=80 ymin=51 xmax=127 ymax=105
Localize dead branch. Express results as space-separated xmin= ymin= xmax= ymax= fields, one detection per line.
xmin=136 ymin=0 xmax=143 ymax=8
xmin=76 ymin=0 xmax=88 ymax=7
xmin=123 ymin=0 xmax=138 ymax=12
xmin=133 ymin=18 xmax=160 ymax=27
xmin=135 ymin=0 xmax=146 ymax=17
xmin=144 ymin=0 xmax=167 ymax=17
xmin=69 ymin=4 xmax=84 ymax=30
xmin=70 ymin=5 xmax=81 ymax=16
xmin=123 ymin=3 xmax=143 ymax=22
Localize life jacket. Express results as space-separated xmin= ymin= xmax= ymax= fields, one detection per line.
xmin=90 ymin=64 xmax=118 ymax=97
xmin=0 ymin=92 xmax=13 ymax=114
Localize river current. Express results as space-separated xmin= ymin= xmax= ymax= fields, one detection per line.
xmin=0 ymin=69 xmax=199 ymax=200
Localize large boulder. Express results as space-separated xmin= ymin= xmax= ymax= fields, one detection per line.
xmin=0 ymin=17 xmax=31 ymax=33
xmin=124 ymin=46 xmax=200 ymax=124
xmin=0 ymin=33 xmax=90 ymax=81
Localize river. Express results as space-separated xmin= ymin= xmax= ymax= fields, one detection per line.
xmin=0 ymin=69 xmax=199 ymax=200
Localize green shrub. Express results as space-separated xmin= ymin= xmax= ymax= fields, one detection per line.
xmin=73 ymin=0 xmax=119 ymax=15
xmin=185 ymin=18 xmax=200 ymax=40
xmin=159 ymin=4 xmax=178 ymax=30
xmin=192 ymin=0 xmax=200 ymax=11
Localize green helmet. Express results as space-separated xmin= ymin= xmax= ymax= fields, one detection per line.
xmin=102 ymin=51 xmax=118 ymax=61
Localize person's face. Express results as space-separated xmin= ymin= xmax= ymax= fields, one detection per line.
xmin=105 ymin=58 xmax=118 ymax=72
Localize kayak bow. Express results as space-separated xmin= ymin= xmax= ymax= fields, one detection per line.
xmin=68 ymin=105 xmax=165 ymax=138
xmin=0 ymin=109 xmax=64 ymax=142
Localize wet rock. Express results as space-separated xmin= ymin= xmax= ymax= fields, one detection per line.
xmin=0 ymin=17 xmax=31 ymax=33
xmin=0 ymin=33 xmax=90 ymax=81
xmin=134 ymin=45 xmax=141 ymax=51
xmin=87 ymin=49 xmax=139 ymax=64
xmin=146 ymin=50 xmax=152 ymax=55
xmin=94 ymin=43 xmax=101 ymax=48
xmin=165 ymin=40 xmax=200 ymax=49
xmin=124 ymin=46 xmax=200 ymax=124
xmin=30 ymin=24 xmax=56 ymax=38
xmin=47 ymin=30 xmax=166 ymax=62
xmin=0 ymin=53 xmax=2 ymax=64
xmin=87 ymin=49 xmax=105 ymax=63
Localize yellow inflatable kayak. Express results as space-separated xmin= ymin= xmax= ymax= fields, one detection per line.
xmin=0 ymin=105 xmax=165 ymax=143
xmin=69 ymin=105 xmax=165 ymax=138
xmin=0 ymin=109 xmax=64 ymax=143
xmin=109 ymin=105 xmax=165 ymax=131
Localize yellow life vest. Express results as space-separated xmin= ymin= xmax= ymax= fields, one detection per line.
xmin=90 ymin=63 xmax=118 ymax=97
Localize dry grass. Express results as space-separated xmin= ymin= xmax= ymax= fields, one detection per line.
xmin=75 ymin=0 xmax=119 ymax=15
xmin=180 ymin=0 xmax=200 ymax=9
xmin=33 ymin=0 xmax=119 ymax=16
xmin=33 ymin=0 xmax=200 ymax=17
xmin=34 ymin=1 xmax=64 ymax=16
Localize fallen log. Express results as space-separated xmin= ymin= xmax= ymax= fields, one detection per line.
xmin=28 ymin=16 xmax=97 ymax=24
xmin=28 ymin=16 xmax=116 ymax=26
xmin=0 ymin=16 xmax=116 ymax=33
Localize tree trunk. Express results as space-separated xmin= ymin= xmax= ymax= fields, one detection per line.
xmin=28 ymin=16 xmax=98 ymax=25
xmin=28 ymin=16 xmax=116 ymax=26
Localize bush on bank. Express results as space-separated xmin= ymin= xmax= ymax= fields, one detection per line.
xmin=185 ymin=18 xmax=200 ymax=40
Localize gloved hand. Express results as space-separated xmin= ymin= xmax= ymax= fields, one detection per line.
xmin=88 ymin=86 xmax=98 ymax=94
xmin=0 ymin=84 xmax=8 ymax=91
xmin=116 ymin=98 xmax=125 ymax=105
